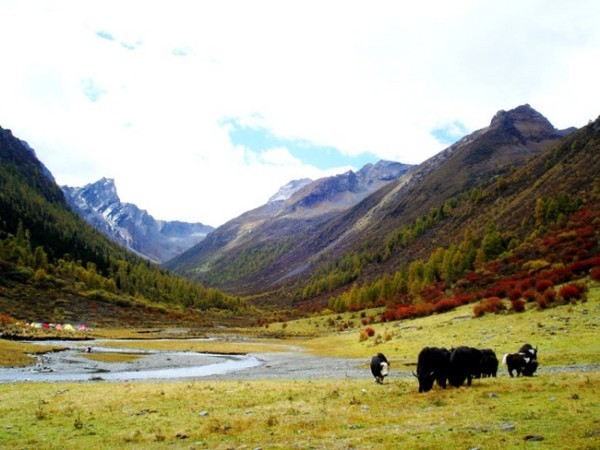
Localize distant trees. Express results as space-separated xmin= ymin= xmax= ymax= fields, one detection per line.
xmin=326 ymin=200 xmax=599 ymax=321
xmin=0 ymin=221 xmax=245 ymax=313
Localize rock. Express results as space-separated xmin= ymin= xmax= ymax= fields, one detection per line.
xmin=524 ymin=435 xmax=544 ymax=441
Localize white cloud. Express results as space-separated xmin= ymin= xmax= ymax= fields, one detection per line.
xmin=0 ymin=0 xmax=599 ymax=226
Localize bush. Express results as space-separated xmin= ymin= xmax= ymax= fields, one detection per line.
xmin=510 ymin=299 xmax=526 ymax=312
xmin=536 ymin=295 xmax=548 ymax=310
xmin=508 ymin=287 xmax=523 ymax=301
xmin=543 ymin=287 xmax=557 ymax=304
xmin=364 ymin=327 xmax=376 ymax=337
xmin=433 ymin=297 xmax=460 ymax=314
xmin=535 ymin=279 xmax=554 ymax=292
xmin=522 ymin=288 xmax=537 ymax=302
xmin=473 ymin=297 xmax=505 ymax=317
xmin=559 ymin=283 xmax=586 ymax=302
xmin=591 ymin=267 xmax=600 ymax=282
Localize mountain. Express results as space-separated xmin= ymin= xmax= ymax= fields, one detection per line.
xmin=62 ymin=178 xmax=213 ymax=263
xmin=165 ymin=160 xmax=414 ymax=291
xmin=166 ymin=105 xmax=584 ymax=303
xmin=0 ymin=125 xmax=246 ymax=327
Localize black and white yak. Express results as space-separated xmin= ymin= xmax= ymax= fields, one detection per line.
xmin=502 ymin=344 xmax=538 ymax=377
xmin=370 ymin=353 xmax=390 ymax=384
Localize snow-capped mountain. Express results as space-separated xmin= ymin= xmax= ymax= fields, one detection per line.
xmin=62 ymin=178 xmax=213 ymax=263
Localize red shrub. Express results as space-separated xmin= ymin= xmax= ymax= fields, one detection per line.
xmin=540 ymin=266 xmax=573 ymax=285
xmin=522 ymin=288 xmax=537 ymax=302
xmin=535 ymin=279 xmax=554 ymax=292
xmin=473 ymin=297 xmax=505 ymax=317
xmin=591 ymin=267 xmax=600 ymax=282
xmin=434 ymin=297 xmax=460 ymax=314
xmin=454 ymin=294 xmax=474 ymax=305
xmin=0 ymin=314 xmax=15 ymax=325
xmin=412 ymin=303 xmax=435 ymax=317
xmin=473 ymin=304 xmax=484 ymax=317
xmin=518 ymin=278 xmax=535 ymax=290
xmin=508 ymin=287 xmax=523 ymax=301
xmin=380 ymin=310 xmax=396 ymax=322
xmin=510 ymin=299 xmax=526 ymax=312
xmin=536 ymin=294 xmax=548 ymax=309
xmin=569 ymin=255 xmax=600 ymax=275
xmin=482 ymin=297 xmax=505 ymax=313
xmin=559 ymin=283 xmax=586 ymax=302
xmin=543 ymin=288 xmax=557 ymax=304
xmin=364 ymin=327 xmax=376 ymax=337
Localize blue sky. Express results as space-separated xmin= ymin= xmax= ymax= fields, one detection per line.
xmin=224 ymin=118 xmax=378 ymax=170
xmin=0 ymin=0 xmax=598 ymax=226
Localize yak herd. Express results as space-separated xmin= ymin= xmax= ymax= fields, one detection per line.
xmin=370 ymin=344 xmax=539 ymax=392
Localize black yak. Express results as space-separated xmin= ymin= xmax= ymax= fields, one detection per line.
xmin=413 ymin=347 xmax=450 ymax=392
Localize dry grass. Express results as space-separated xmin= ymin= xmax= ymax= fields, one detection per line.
xmin=0 ymin=340 xmax=65 ymax=367
xmin=0 ymin=374 xmax=598 ymax=449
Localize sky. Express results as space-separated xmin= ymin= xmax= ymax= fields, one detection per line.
xmin=0 ymin=1 xmax=599 ymax=227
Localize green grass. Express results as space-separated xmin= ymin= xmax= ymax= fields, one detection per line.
xmin=0 ymin=374 xmax=597 ymax=449
xmin=270 ymin=282 xmax=600 ymax=369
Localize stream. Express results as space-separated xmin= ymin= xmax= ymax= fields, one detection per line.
xmin=0 ymin=339 xmax=263 ymax=383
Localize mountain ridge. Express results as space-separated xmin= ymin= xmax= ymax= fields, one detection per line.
xmin=166 ymin=104 xmax=581 ymax=301
xmin=62 ymin=178 xmax=213 ymax=263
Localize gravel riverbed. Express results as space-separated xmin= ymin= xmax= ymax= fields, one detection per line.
xmin=1 ymin=342 xmax=598 ymax=383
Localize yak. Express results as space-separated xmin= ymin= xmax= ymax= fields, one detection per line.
xmin=447 ymin=346 xmax=482 ymax=387
xmin=370 ymin=353 xmax=390 ymax=384
xmin=502 ymin=343 xmax=538 ymax=377
xmin=477 ymin=348 xmax=499 ymax=378
xmin=413 ymin=347 xmax=450 ymax=392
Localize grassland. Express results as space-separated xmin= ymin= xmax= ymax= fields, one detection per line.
xmin=0 ymin=283 xmax=598 ymax=449
xmin=0 ymin=373 xmax=597 ymax=449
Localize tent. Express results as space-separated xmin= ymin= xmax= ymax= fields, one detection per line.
xmin=63 ymin=324 xmax=74 ymax=331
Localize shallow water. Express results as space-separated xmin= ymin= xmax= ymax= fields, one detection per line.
xmin=0 ymin=339 xmax=262 ymax=383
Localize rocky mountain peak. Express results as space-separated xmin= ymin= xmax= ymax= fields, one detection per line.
xmin=489 ymin=104 xmax=564 ymax=141
xmin=63 ymin=177 xmax=120 ymax=211
xmin=268 ymin=178 xmax=313 ymax=203
xmin=62 ymin=178 xmax=213 ymax=263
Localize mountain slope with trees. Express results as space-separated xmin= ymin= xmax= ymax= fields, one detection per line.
xmin=168 ymin=105 xmax=595 ymax=314
xmin=0 ymin=126 xmax=248 ymax=327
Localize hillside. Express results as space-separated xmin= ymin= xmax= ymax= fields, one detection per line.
xmin=166 ymin=160 xmax=412 ymax=293
xmin=167 ymin=105 xmax=593 ymax=310
xmin=0 ymin=126 xmax=248 ymax=328
xmin=316 ymin=114 xmax=600 ymax=318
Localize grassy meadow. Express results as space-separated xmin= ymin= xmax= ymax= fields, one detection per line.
xmin=0 ymin=373 xmax=597 ymax=449
xmin=0 ymin=283 xmax=598 ymax=449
